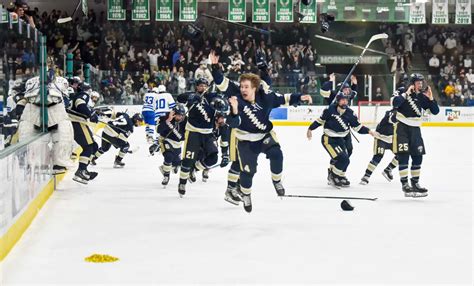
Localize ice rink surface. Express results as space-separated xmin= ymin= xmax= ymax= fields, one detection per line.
xmin=1 ymin=126 xmax=472 ymax=285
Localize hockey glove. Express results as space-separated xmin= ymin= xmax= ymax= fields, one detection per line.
xmin=187 ymin=93 xmax=202 ymax=105
xmin=149 ymin=143 xmax=160 ymax=156
xmin=90 ymin=113 xmax=99 ymax=123
xmin=220 ymin=154 xmax=230 ymax=168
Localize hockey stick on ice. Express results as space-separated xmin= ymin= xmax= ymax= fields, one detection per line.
xmin=92 ymin=133 xmax=139 ymax=154
xmin=57 ymin=0 xmax=82 ymax=24
xmin=283 ymin=194 xmax=377 ymax=201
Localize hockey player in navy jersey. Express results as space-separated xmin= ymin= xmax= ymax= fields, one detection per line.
xmin=175 ymin=77 xmax=223 ymax=197
xmin=156 ymin=104 xmax=187 ymax=187
xmin=211 ymin=51 xmax=312 ymax=212
xmin=68 ymin=83 xmax=99 ymax=184
xmin=360 ymin=105 xmax=399 ymax=185
xmin=391 ymin=73 xmax=439 ymax=197
xmin=92 ymin=112 xmax=143 ymax=168
xmin=320 ymin=73 xmax=359 ymax=184
xmin=307 ymin=92 xmax=376 ymax=188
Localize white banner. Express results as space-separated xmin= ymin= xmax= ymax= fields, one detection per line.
xmin=455 ymin=0 xmax=472 ymax=24
xmin=409 ymin=1 xmax=426 ymax=24
xmin=432 ymin=0 xmax=449 ymax=24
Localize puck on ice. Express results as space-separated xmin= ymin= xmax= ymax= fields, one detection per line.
xmin=340 ymin=200 xmax=354 ymax=211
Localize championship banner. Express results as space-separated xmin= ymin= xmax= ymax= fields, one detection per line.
xmin=179 ymin=0 xmax=197 ymax=22
xmin=0 ymin=7 xmax=8 ymax=23
xmin=132 ymin=0 xmax=150 ymax=21
xmin=82 ymin=0 xmax=88 ymax=18
xmin=455 ymin=0 xmax=472 ymax=24
xmin=276 ymin=0 xmax=293 ymax=23
xmin=409 ymin=1 xmax=426 ymax=24
xmin=299 ymin=0 xmax=317 ymax=23
xmin=253 ymin=0 xmax=270 ymax=23
xmin=156 ymin=0 xmax=174 ymax=21
xmin=107 ymin=0 xmax=126 ymax=20
xmin=228 ymin=0 xmax=246 ymax=23
xmin=432 ymin=0 xmax=448 ymax=24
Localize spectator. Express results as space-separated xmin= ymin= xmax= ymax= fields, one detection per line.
xmin=428 ymin=54 xmax=440 ymax=75
xmin=194 ymin=61 xmax=213 ymax=82
xmin=444 ymin=34 xmax=457 ymax=57
xmin=374 ymin=87 xmax=384 ymax=101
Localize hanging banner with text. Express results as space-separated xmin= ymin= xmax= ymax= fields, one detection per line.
xmin=276 ymin=0 xmax=293 ymax=23
xmin=107 ymin=0 xmax=126 ymax=20
xmin=228 ymin=0 xmax=246 ymax=22
xmin=253 ymin=0 xmax=270 ymax=23
xmin=156 ymin=0 xmax=174 ymax=21
xmin=132 ymin=0 xmax=150 ymax=21
xmin=455 ymin=0 xmax=472 ymax=24
xmin=299 ymin=0 xmax=317 ymax=23
xmin=179 ymin=0 xmax=197 ymax=22
xmin=432 ymin=0 xmax=448 ymax=24
xmin=409 ymin=1 xmax=426 ymax=24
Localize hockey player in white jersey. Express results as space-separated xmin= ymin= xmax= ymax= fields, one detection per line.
xmin=142 ymin=84 xmax=176 ymax=143
xmin=18 ymin=75 xmax=74 ymax=174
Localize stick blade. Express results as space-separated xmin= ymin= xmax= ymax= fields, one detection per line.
xmin=57 ymin=17 xmax=72 ymax=24
xmin=369 ymin=33 xmax=389 ymax=42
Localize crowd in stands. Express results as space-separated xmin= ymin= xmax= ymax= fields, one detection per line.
xmin=21 ymin=7 xmax=320 ymax=104
xmin=5 ymin=1 xmax=472 ymax=106
xmin=418 ymin=26 xmax=473 ymax=106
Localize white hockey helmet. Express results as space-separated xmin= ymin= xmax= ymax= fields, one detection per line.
xmin=157 ymin=84 xmax=166 ymax=93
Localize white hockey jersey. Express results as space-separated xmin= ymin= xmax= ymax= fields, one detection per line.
xmin=142 ymin=91 xmax=176 ymax=119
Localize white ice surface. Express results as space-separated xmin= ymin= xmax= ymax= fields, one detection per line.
xmin=1 ymin=126 xmax=472 ymax=285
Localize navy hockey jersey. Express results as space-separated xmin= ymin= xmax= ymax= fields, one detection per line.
xmin=103 ymin=112 xmax=134 ymax=141
xmin=157 ymin=113 xmax=187 ymax=148
xmin=392 ymin=90 xmax=439 ymax=127
xmin=309 ymin=104 xmax=369 ymax=137
xmin=177 ymin=91 xmax=220 ymax=134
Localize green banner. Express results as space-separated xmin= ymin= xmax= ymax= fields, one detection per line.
xmin=455 ymin=0 xmax=471 ymax=24
xmin=432 ymin=0 xmax=448 ymax=24
xmin=156 ymin=0 xmax=174 ymax=21
xmin=0 ymin=7 xmax=8 ymax=23
xmin=107 ymin=0 xmax=126 ymax=20
xmin=82 ymin=0 xmax=88 ymax=17
xmin=179 ymin=0 xmax=197 ymax=22
xmin=229 ymin=0 xmax=246 ymax=23
xmin=323 ymin=0 xmax=409 ymax=22
xmin=132 ymin=0 xmax=150 ymax=21
xmin=299 ymin=0 xmax=317 ymax=23
xmin=276 ymin=0 xmax=293 ymax=23
xmin=253 ymin=0 xmax=270 ymax=23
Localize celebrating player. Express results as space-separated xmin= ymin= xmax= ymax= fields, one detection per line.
xmin=391 ymin=73 xmax=439 ymax=197
xmin=307 ymin=92 xmax=375 ymax=188
xmin=211 ymin=51 xmax=313 ymax=212
xmin=92 ymin=112 xmax=144 ymax=168
xmin=155 ymin=104 xmax=187 ymax=187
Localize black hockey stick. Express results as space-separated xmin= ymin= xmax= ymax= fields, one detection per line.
xmin=283 ymin=194 xmax=377 ymax=201
xmin=57 ymin=0 xmax=82 ymax=24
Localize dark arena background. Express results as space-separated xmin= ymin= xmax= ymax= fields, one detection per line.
xmin=0 ymin=0 xmax=472 ymax=285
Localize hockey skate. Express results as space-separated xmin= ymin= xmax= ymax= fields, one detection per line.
xmin=402 ymin=183 xmax=415 ymax=197
xmin=272 ymin=180 xmax=285 ymax=196
xmin=73 ymin=169 xmax=89 ymax=184
xmin=382 ymin=168 xmax=393 ymax=181
xmin=242 ymin=194 xmax=252 ymax=213
xmin=52 ymin=165 xmax=67 ymax=175
xmin=146 ymin=135 xmax=154 ymax=144
xmin=327 ymin=168 xmax=332 ymax=185
xmin=224 ymin=186 xmax=241 ymax=205
xmin=178 ymin=183 xmax=186 ymax=197
xmin=113 ymin=156 xmax=125 ymax=168
xmin=188 ymin=168 xmax=196 ymax=183
xmin=411 ymin=181 xmax=428 ymax=198
xmin=360 ymin=175 xmax=370 ymax=185
xmin=329 ymin=171 xmax=343 ymax=189
xmin=85 ymin=170 xmax=98 ymax=181
xmin=202 ymin=169 xmax=209 ymax=182
xmin=340 ymin=177 xmax=350 ymax=188
xmin=162 ymin=175 xmax=170 ymax=188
